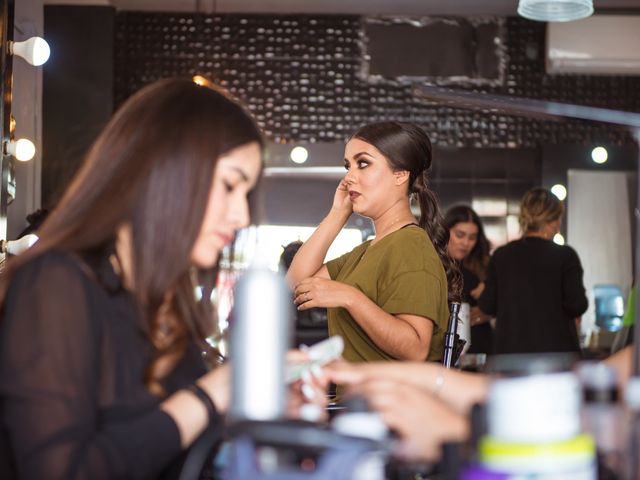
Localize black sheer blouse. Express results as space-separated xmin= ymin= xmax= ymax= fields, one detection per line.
xmin=0 ymin=249 xmax=209 ymax=479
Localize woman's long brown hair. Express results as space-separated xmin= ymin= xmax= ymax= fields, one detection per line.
xmin=0 ymin=78 xmax=263 ymax=395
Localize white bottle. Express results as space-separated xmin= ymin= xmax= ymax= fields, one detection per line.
xmin=229 ymin=266 xmax=293 ymax=421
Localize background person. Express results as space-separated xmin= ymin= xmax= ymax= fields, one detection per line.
xmin=478 ymin=187 xmax=588 ymax=354
xmin=286 ymin=121 xmax=462 ymax=373
xmin=444 ymin=205 xmax=493 ymax=355
xmin=279 ymin=240 xmax=328 ymax=347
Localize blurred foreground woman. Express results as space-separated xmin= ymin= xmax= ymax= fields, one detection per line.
xmin=0 ymin=78 xmax=324 ymax=479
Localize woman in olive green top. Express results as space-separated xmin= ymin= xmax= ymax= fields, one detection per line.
xmin=286 ymin=121 xmax=461 ymax=365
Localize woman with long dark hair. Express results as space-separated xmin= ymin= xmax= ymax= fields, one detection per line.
xmin=444 ymin=205 xmax=493 ymax=354
xmin=287 ymin=122 xmax=461 ymax=372
xmin=0 ymin=78 xmax=323 ymax=479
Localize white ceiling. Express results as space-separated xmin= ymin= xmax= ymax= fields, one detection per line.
xmin=45 ymin=0 xmax=640 ymax=15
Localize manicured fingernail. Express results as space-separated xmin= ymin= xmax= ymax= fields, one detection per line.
xmin=301 ymin=383 xmax=316 ymax=400
xmin=311 ymin=364 xmax=323 ymax=378
xmin=299 ymin=403 xmax=322 ymax=422
xmin=301 ymin=370 xmax=312 ymax=385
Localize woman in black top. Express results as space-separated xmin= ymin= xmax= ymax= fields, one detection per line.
xmin=0 ymin=79 xmax=322 ymax=479
xmin=444 ymin=205 xmax=493 ymax=354
xmin=478 ymin=188 xmax=588 ymax=354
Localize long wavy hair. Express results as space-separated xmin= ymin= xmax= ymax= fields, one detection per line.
xmin=0 ymin=78 xmax=263 ymax=395
xmin=444 ymin=205 xmax=491 ymax=281
xmin=351 ymin=121 xmax=462 ymax=303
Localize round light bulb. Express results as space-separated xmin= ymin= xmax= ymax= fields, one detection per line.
xmin=5 ymin=138 xmax=36 ymax=162
xmin=11 ymin=37 xmax=50 ymax=66
xmin=591 ymin=146 xmax=608 ymax=164
xmin=551 ymin=184 xmax=567 ymax=201
xmin=5 ymin=234 xmax=39 ymax=255
xmin=192 ymin=75 xmax=213 ymax=87
xmin=553 ymin=233 xmax=565 ymax=245
xmin=290 ymin=146 xmax=309 ymax=164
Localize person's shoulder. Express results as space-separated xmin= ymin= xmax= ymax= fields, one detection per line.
xmin=382 ymin=226 xmax=433 ymax=258
xmin=390 ymin=224 xmax=430 ymax=246
xmin=491 ymin=240 xmax=516 ymax=257
xmin=12 ymin=249 xmax=92 ymax=288
xmin=555 ymin=243 xmax=581 ymax=260
xmin=383 ymin=226 xmax=443 ymax=272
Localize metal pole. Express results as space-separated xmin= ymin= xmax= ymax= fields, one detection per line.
xmin=628 ymin=127 xmax=640 ymax=480
xmin=633 ymin=128 xmax=640 ymax=377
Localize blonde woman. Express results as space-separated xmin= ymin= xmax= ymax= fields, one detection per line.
xmin=478 ymin=187 xmax=588 ymax=354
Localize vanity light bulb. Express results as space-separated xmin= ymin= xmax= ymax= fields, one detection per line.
xmin=11 ymin=37 xmax=50 ymax=66
xmin=5 ymin=138 xmax=36 ymax=162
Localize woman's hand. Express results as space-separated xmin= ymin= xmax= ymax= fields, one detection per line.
xmin=343 ymin=379 xmax=469 ymax=462
xmin=469 ymin=306 xmax=492 ymax=327
xmin=200 ymin=353 xmax=329 ymax=422
xmin=294 ymin=277 xmax=358 ymax=310
xmin=285 ymin=350 xmax=330 ymax=422
xmin=331 ymin=179 xmax=353 ymax=215
xmin=326 ymin=360 xmax=489 ymax=416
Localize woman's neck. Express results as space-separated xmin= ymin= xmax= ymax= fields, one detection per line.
xmin=372 ymin=201 xmax=416 ymax=243
xmin=525 ymin=230 xmax=552 ymax=240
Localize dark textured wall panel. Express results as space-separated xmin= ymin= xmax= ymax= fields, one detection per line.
xmin=114 ymin=13 xmax=640 ymax=148
xmin=43 ymin=5 xmax=115 ymax=208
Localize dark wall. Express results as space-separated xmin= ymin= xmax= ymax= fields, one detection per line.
xmin=41 ymin=9 xmax=639 ymax=233
xmin=114 ymin=14 xmax=640 ymax=148
xmin=42 ymin=5 xmax=115 ymax=209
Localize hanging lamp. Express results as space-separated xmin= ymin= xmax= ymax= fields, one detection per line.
xmin=517 ymin=0 xmax=594 ymax=22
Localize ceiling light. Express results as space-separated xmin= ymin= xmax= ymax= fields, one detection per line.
xmin=553 ymin=233 xmax=565 ymax=245
xmin=289 ymin=146 xmax=309 ymax=164
xmin=517 ymin=0 xmax=593 ymax=22
xmin=551 ymin=184 xmax=567 ymax=201
xmin=591 ymin=146 xmax=608 ymax=164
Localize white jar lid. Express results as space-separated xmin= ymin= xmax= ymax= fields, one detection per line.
xmin=488 ymin=371 xmax=581 ymax=443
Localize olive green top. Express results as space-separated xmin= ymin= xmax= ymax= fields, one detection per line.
xmin=326 ymin=225 xmax=449 ymax=364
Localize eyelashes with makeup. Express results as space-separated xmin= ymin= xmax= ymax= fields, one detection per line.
xmin=343 ymin=160 xmax=370 ymax=171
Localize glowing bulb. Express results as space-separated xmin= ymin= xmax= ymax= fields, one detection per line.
xmin=290 ymin=146 xmax=308 ymax=164
xmin=4 ymin=234 xmax=39 ymax=255
xmin=5 ymin=138 xmax=36 ymax=162
xmin=553 ymin=233 xmax=565 ymax=245
xmin=591 ymin=146 xmax=608 ymax=164
xmin=11 ymin=37 xmax=50 ymax=66
xmin=551 ymin=184 xmax=567 ymax=201
xmin=192 ymin=75 xmax=213 ymax=87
